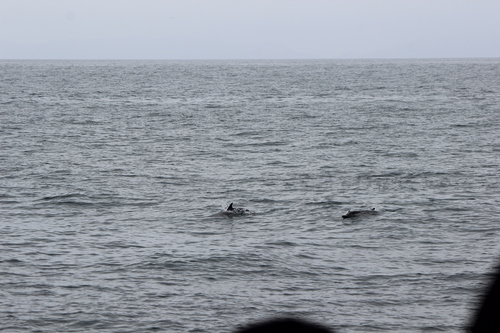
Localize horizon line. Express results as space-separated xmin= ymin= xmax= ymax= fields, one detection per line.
xmin=2 ymin=56 xmax=499 ymax=61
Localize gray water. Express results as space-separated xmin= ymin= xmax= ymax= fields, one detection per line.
xmin=1 ymin=59 xmax=499 ymax=332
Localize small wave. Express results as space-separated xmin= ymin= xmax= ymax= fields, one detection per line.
xmin=35 ymin=193 xmax=94 ymax=207
xmin=337 ymin=139 xmax=359 ymax=145
xmin=266 ymin=241 xmax=299 ymax=247
xmin=0 ymin=258 xmax=23 ymax=264
xmin=34 ymin=193 xmax=159 ymax=208
xmin=383 ymin=151 xmax=419 ymax=158
xmin=420 ymin=325 xmax=449 ymax=332
xmin=247 ymin=140 xmax=290 ymax=147
xmin=360 ymin=172 xmax=404 ymax=178
xmin=234 ymin=130 xmax=265 ymax=137
xmin=66 ymin=119 xmax=103 ymax=126
xmin=0 ymin=199 xmax=20 ymax=205
xmin=305 ymin=200 xmax=345 ymax=206
xmin=0 ymin=100 xmax=16 ymax=105
xmin=39 ymin=193 xmax=84 ymax=201
xmin=204 ymin=103 xmax=225 ymax=109
xmin=450 ymin=123 xmax=477 ymax=128
xmin=100 ymin=241 xmax=146 ymax=249
xmin=61 ymin=284 xmax=94 ymax=289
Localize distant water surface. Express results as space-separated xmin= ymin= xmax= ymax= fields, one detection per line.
xmin=1 ymin=59 xmax=500 ymax=332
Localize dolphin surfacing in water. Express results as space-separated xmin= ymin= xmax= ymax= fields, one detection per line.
xmin=225 ymin=202 xmax=251 ymax=216
xmin=342 ymin=208 xmax=379 ymax=219
xmin=210 ymin=202 xmax=252 ymax=218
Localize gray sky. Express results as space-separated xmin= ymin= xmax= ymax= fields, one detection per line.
xmin=1 ymin=0 xmax=499 ymax=59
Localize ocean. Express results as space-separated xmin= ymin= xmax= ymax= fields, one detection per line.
xmin=1 ymin=59 xmax=499 ymax=332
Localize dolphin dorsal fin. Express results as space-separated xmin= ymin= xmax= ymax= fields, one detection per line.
xmin=371 ymin=208 xmax=375 ymax=210
xmin=227 ymin=203 xmax=234 ymax=211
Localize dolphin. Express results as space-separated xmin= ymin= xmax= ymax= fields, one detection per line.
xmin=225 ymin=202 xmax=251 ymax=216
xmin=210 ymin=202 xmax=252 ymax=218
xmin=342 ymin=208 xmax=379 ymax=218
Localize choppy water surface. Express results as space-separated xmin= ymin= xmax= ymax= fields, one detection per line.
xmin=1 ymin=59 xmax=500 ymax=332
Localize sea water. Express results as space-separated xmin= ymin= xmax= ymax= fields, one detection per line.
xmin=1 ymin=59 xmax=499 ymax=332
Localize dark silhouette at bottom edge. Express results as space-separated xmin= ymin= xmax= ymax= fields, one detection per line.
xmin=233 ymin=260 xmax=500 ymax=332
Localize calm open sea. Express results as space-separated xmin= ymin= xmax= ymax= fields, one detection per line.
xmin=1 ymin=59 xmax=499 ymax=332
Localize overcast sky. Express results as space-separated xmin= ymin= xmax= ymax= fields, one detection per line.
xmin=1 ymin=0 xmax=499 ymax=59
